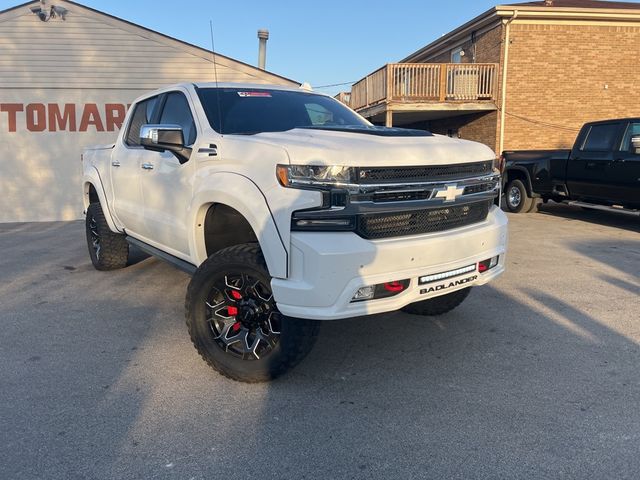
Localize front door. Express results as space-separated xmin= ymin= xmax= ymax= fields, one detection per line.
xmin=139 ymin=90 xmax=199 ymax=258
xmin=110 ymin=95 xmax=159 ymax=236
xmin=566 ymin=122 xmax=620 ymax=202
xmin=611 ymin=121 xmax=640 ymax=207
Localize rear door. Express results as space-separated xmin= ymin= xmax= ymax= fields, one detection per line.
xmin=566 ymin=122 xmax=621 ymax=202
xmin=611 ymin=121 xmax=640 ymax=207
xmin=110 ymin=96 xmax=159 ymax=236
xmin=139 ymin=90 xmax=198 ymax=258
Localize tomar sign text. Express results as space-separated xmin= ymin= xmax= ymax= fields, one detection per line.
xmin=0 ymin=103 xmax=129 ymax=133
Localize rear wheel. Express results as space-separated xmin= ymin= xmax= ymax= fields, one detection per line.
xmin=85 ymin=202 xmax=129 ymax=271
xmin=505 ymin=179 xmax=532 ymax=213
xmin=185 ymin=243 xmax=320 ymax=383
xmin=402 ymin=288 xmax=471 ymax=316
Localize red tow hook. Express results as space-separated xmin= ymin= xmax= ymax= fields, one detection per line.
xmin=230 ymin=290 xmax=242 ymax=300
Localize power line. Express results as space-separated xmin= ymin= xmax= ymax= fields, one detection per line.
xmin=312 ymin=80 xmax=357 ymax=89
xmin=499 ymin=107 xmax=581 ymax=132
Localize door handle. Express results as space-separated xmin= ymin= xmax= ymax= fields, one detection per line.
xmin=198 ymin=147 xmax=218 ymax=156
xmin=141 ymin=163 xmax=154 ymax=170
xmin=198 ymin=144 xmax=218 ymax=156
xmin=111 ymin=161 xmax=121 ymax=167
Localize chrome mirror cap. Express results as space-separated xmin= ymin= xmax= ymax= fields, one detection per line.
xmin=631 ymin=134 xmax=640 ymax=155
xmin=139 ymin=124 xmax=182 ymax=146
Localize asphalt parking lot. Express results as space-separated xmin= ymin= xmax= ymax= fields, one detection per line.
xmin=1 ymin=204 xmax=639 ymax=479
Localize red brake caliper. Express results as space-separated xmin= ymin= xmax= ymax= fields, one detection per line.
xmin=229 ymin=290 xmax=242 ymax=331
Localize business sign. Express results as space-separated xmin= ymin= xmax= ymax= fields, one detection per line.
xmin=0 ymin=103 xmax=129 ymax=133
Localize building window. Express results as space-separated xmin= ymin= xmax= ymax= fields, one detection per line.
xmin=447 ymin=128 xmax=460 ymax=138
xmin=451 ymin=47 xmax=464 ymax=64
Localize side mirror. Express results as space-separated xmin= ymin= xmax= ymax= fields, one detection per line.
xmin=140 ymin=124 xmax=191 ymax=164
xmin=631 ymin=134 xmax=640 ymax=155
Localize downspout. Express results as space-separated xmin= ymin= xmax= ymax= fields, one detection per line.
xmin=499 ymin=10 xmax=518 ymax=155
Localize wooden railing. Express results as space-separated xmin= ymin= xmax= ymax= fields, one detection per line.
xmin=334 ymin=91 xmax=351 ymax=106
xmin=350 ymin=63 xmax=498 ymax=111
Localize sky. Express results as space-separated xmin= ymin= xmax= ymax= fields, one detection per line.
xmin=0 ymin=0 xmax=506 ymax=94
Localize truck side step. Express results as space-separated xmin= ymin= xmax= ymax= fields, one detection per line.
xmin=567 ymin=201 xmax=640 ymax=217
xmin=126 ymin=237 xmax=197 ymax=275
xmin=552 ymin=184 xmax=569 ymax=197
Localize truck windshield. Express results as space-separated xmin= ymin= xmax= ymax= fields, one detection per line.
xmin=196 ymin=87 xmax=369 ymax=135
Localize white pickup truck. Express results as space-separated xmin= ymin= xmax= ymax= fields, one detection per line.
xmin=82 ymin=82 xmax=508 ymax=382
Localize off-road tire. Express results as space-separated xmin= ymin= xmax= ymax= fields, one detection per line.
xmin=185 ymin=243 xmax=320 ymax=383
xmin=402 ymin=287 xmax=472 ymax=316
xmin=505 ymin=179 xmax=532 ymax=213
xmin=85 ymin=202 xmax=129 ymax=271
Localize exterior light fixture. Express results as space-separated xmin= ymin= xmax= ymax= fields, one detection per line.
xmin=30 ymin=1 xmax=68 ymax=22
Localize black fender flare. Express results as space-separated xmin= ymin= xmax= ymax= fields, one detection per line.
xmin=503 ymin=166 xmax=534 ymax=197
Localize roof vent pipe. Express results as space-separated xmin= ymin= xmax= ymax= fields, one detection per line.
xmin=257 ymin=29 xmax=269 ymax=70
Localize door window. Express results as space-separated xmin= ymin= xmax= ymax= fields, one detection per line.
xmin=125 ymin=97 xmax=158 ymax=146
xmin=159 ymin=92 xmax=197 ymax=146
xmin=619 ymin=122 xmax=640 ymax=153
xmin=580 ymin=123 xmax=619 ymax=152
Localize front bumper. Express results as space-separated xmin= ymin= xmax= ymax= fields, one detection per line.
xmin=272 ymin=205 xmax=508 ymax=320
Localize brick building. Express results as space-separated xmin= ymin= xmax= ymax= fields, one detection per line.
xmin=348 ymin=0 xmax=640 ymax=154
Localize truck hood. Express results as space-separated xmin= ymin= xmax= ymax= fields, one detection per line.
xmin=248 ymin=127 xmax=495 ymax=167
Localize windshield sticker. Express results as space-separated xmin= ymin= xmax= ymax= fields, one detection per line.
xmin=237 ymin=91 xmax=272 ymax=98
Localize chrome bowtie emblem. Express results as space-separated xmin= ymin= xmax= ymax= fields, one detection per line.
xmin=434 ymin=184 xmax=465 ymax=202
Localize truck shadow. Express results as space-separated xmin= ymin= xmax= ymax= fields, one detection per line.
xmin=568 ymin=238 xmax=640 ymax=281
xmin=535 ymin=202 xmax=640 ymax=233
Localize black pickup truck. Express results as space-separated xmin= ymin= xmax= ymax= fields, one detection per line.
xmin=502 ymin=118 xmax=640 ymax=215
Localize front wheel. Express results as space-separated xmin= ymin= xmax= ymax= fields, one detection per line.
xmin=185 ymin=243 xmax=320 ymax=383
xmin=402 ymin=288 xmax=471 ymax=316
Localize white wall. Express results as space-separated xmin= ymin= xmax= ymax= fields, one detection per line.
xmin=0 ymin=0 xmax=297 ymax=222
xmin=1 ymin=88 xmax=148 ymax=222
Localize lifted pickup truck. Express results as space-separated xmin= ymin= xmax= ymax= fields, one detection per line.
xmin=503 ymin=118 xmax=640 ymax=215
xmin=82 ymin=83 xmax=507 ymax=382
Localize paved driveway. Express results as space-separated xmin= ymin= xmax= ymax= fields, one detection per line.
xmin=1 ymin=204 xmax=639 ymax=479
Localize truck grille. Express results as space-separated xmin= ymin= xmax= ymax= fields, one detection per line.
xmin=357 ymin=161 xmax=493 ymax=184
xmin=356 ymin=200 xmax=491 ymax=239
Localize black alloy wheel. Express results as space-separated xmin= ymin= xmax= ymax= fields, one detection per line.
xmin=85 ymin=202 xmax=129 ymax=270
xmin=185 ymin=243 xmax=319 ymax=382
xmin=87 ymin=213 xmax=101 ymax=261
xmin=205 ymin=272 xmax=280 ymax=360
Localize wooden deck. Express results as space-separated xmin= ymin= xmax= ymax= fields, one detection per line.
xmin=349 ymin=63 xmax=498 ymax=125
